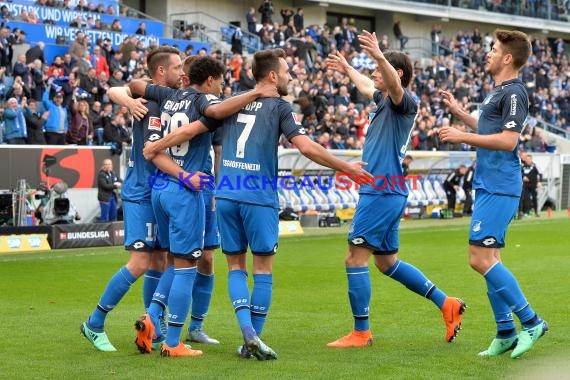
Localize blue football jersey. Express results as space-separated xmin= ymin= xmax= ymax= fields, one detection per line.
xmin=144 ymin=85 xmax=220 ymax=180
xmin=121 ymin=100 xmax=161 ymax=202
xmin=474 ymin=78 xmax=527 ymax=196
xmin=216 ymin=98 xmax=305 ymax=207
xmin=360 ymin=90 xmax=418 ymax=196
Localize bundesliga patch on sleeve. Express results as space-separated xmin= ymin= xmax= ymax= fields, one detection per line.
xmin=292 ymin=112 xmax=302 ymax=125
xmin=148 ymin=117 xmax=161 ymax=131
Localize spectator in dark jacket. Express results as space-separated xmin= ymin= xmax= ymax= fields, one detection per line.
xmin=444 ymin=164 xmax=466 ymax=213
xmin=294 ymin=8 xmax=304 ymax=31
xmin=25 ymin=42 xmax=45 ymax=64
xmin=97 ymin=159 xmax=121 ymax=222
xmin=258 ymin=0 xmax=274 ymax=24
xmin=24 ymin=98 xmax=48 ymax=144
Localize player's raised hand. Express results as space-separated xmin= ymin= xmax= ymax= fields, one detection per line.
xmin=255 ymin=82 xmax=279 ymax=98
xmin=327 ymin=52 xmax=350 ymax=74
xmin=439 ymin=126 xmax=465 ymax=144
xmin=128 ymin=97 xmax=148 ymax=121
xmin=358 ymin=30 xmax=384 ymax=62
xmin=439 ymin=90 xmax=464 ymax=115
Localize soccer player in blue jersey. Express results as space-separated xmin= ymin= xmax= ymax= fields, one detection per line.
xmin=81 ymin=46 xmax=184 ymax=352
xmin=176 ymin=57 xmax=223 ymax=346
xmin=143 ymin=48 xmax=372 ymax=360
xmin=112 ymin=56 xmax=278 ymax=357
xmin=439 ymin=29 xmax=547 ymax=359
xmin=326 ymin=31 xmax=466 ymax=348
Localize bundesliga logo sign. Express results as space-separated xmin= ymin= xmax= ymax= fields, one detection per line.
xmin=60 ymin=231 xmax=110 ymax=240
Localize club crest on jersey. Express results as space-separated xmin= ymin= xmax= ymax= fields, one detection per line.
xmin=483 ymin=94 xmax=494 ymax=105
xmin=472 ymin=220 xmax=482 ymax=232
xmin=148 ymin=117 xmax=161 ymax=131
xmin=292 ymin=112 xmax=302 ymax=125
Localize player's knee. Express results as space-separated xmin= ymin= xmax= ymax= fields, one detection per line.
xmin=345 ymin=249 xmax=369 ymax=267
xmin=127 ymin=253 xmax=151 ymax=277
xmin=468 ymin=248 xmax=490 ymax=274
xmin=374 ymin=255 xmax=396 ymax=273
xmin=198 ymin=254 xmax=214 ymax=274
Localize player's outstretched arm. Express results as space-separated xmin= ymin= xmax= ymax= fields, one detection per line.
xmin=327 ymin=52 xmax=375 ymax=99
xmin=439 ymin=127 xmax=519 ymax=150
xmin=107 ymin=86 xmax=148 ymax=120
xmin=204 ymin=83 xmax=278 ymax=120
xmin=151 ymin=152 xmax=206 ymax=191
xmin=291 ymin=135 xmax=372 ymax=178
xmin=358 ymin=30 xmax=404 ymax=104
xmin=143 ymin=120 xmax=209 ymax=160
xmin=439 ymin=90 xmax=478 ymax=131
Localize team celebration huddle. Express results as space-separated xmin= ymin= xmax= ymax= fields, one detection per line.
xmin=80 ymin=28 xmax=547 ymax=360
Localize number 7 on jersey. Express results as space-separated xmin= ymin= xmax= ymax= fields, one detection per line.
xmin=236 ymin=113 xmax=256 ymax=159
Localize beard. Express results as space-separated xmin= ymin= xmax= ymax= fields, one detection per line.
xmin=277 ymin=83 xmax=288 ymax=96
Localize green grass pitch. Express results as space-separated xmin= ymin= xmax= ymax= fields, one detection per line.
xmin=1 ymin=213 xmax=568 ymax=379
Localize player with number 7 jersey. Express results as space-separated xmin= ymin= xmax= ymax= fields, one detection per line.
xmin=119 ymin=55 xmax=280 ymax=357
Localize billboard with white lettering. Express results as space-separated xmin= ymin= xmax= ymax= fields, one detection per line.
xmin=1 ymin=2 xmax=164 ymax=36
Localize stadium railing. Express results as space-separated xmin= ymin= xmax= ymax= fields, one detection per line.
xmin=169 ymin=11 xmax=261 ymax=54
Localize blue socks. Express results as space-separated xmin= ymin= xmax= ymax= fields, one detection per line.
xmin=346 ymin=267 xmax=371 ymax=331
xmin=142 ymin=269 xmax=163 ymax=310
xmin=148 ymin=265 xmax=175 ymax=338
xmin=383 ymin=260 xmax=447 ymax=309
xmin=189 ymin=272 xmax=214 ymax=331
xmin=486 ymin=279 xmax=516 ymax=338
xmin=165 ymin=267 xmax=196 ymax=347
xmin=228 ymin=270 xmax=253 ymax=333
xmin=89 ymin=266 xmax=137 ymax=329
xmin=251 ymin=274 xmax=273 ymax=336
xmin=484 ymin=262 xmax=537 ymax=327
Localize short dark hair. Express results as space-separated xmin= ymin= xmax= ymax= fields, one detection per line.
xmin=146 ymin=46 xmax=180 ymax=78
xmin=188 ymin=57 xmax=225 ymax=85
xmin=493 ymin=29 xmax=531 ymax=70
xmin=252 ymin=48 xmax=286 ymax=82
xmin=382 ymin=50 xmax=413 ymax=88
xmin=183 ymin=56 xmax=197 ymax=77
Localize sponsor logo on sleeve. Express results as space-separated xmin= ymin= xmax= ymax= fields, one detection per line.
xmin=510 ymin=94 xmax=517 ymax=116
xmin=148 ymin=133 xmax=161 ymax=142
xmin=504 ymin=121 xmax=517 ymax=129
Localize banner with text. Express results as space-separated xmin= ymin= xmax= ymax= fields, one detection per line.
xmin=14 ymin=0 xmax=118 ymax=14
xmin=7 ymin=21 xmax=210 ymax=53
xmin=1 ymin=2 xmax=163 ymax=36
xmin=51 ymin=222 xmax=114 ymax=249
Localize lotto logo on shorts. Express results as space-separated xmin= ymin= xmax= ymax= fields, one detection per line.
xmin=148 ymin=117 xmax=161 ymax=131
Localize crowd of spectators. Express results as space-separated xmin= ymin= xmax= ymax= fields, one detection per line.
xmin=407 ymin=0 xmax=570 ymax=22
xmin=0 ymin=0 xmax=568 ymax=154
